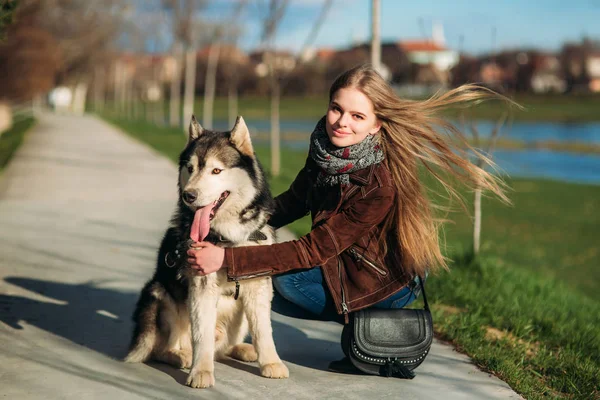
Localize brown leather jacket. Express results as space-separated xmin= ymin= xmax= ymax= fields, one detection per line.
xmin=225 ymin=157 xmax=413 ymax=321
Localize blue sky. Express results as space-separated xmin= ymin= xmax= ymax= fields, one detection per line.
xmin=206 ymin=0 xmax=600 ymax=55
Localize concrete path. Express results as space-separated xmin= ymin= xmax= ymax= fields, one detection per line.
xmin=0 ymin=113 xmax=522 ymax=399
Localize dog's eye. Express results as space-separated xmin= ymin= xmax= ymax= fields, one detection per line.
xmin=212 ymin=168 xmax=222 ymax=175
xmin=187 ymin=165 xmax=193 ymax=174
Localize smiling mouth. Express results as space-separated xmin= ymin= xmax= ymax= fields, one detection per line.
xmin=333 ymin=129 xmax=352 ymax=136
xmin=190 ymin=191 xmax=230 ymax=242
xmin=209 ymin=191 xmax=230 ymax=220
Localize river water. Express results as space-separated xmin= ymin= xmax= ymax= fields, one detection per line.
xmin=212 ymin=119 xmax=600 ymax=185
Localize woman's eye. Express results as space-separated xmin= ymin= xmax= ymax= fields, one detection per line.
xmin=212 ymin=168 xmax=222 ymax=175
xmin=354 ymin=114 xmax=364 ymax=120
xmin=187 ymin=165 xmax=193 ymax=173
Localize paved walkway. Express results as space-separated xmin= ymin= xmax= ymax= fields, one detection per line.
xmin=0 ymin=113 xmax=522 ymax=399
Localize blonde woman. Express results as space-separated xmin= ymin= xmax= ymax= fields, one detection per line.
xmin=187 ymin=64 xmax=508 ymax=372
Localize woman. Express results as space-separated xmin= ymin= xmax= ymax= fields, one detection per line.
xmin=186 ymin=64 xmax=508 ymax=371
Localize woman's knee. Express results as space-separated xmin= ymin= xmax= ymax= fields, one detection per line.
xmin=272 ymin=273 xmax=295 ymax=297
xmin=272 ymin=268 xmax=322 ymax=295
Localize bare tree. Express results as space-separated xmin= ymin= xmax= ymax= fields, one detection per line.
xmin=44 ymin=0 xmax=127 ymax=96
xmin=0 ymin=1 xmax=60 ymax=102
xmin=162 ymin=0 xmax=207 ymax=130
xmin=182 ymin=0 xmax=208 ymax=131
xmin=252 ymin=0 xmax=289 ymax=177
xmin=258 ymin=0 xmax=331 ymax=177
xmin=163 ymin=0 xmax=184 ymax=127
xmin=0 ymin=0 xmax=18 ymax=41
xmin=168 ymin=42 xmax=183 ymax=126
xmin=1 ymin=0 xmax=125 ymax=106
xmin=202 ymin=0 xmax=246 ymax=129
xmin=466 ymin=114 xmax=507 ymax=256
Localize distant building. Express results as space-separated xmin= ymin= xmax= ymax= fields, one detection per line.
xmin=530 ymin=54 xmax=566 ymax=94
xmin=304 ymin=47 xmax=336 ymax=65
xmin=197 ymin=45 xmax=250 ymax=66
xmin=397 ymin=40 xmax=460 ymax=73
xmin=249 ymin=50 xmax=296 ymax=77
xmin=586 ymin=53 xmax=600 ymax=92
xmin=396 ymin=40 xmax=460 ymax=88
xmin=479 ymin=62 xmax=506 ymax=88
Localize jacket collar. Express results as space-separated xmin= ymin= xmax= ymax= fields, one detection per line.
xmin=348 ymin=163 xmax=376 ymax=186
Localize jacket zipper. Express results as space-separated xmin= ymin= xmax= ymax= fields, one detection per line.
xmin=337 ymin=256 xmax=349 ymax=322
xmin=348 ymin=246 xmax=388 ymax=276
xmin=233 ymin=270 xmax=271 ymax=281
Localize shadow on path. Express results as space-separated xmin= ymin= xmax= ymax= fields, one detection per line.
xmin=1 ymin=277 xmax=337 ymax=380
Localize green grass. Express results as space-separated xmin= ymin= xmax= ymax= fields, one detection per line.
xmin=244 ymin=132 xmax=600 ymax=155
xmin=200 ymin=93 xmax=600 ymax=123
xmin=100 ymin=93 xmax=600 ymax=123
xmin=0 ymin=117 xmax=35 ymax=171
xmin=103 ymin=115 xmax=600 ymax=399
xmin=430 ymin=255 xmax=600 ymax=400
xmin=443 ymin=93 xmax=600 ymax=123
xmin=192 ymin=96 xmax=329 ymax=120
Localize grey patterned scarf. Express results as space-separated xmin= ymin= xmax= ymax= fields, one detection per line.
xmin=309 ymin=116 xmax=385 ymax=187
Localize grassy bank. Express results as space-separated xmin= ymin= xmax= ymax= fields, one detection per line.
xmin=0 ymin=117 xmax=35 ymax=171
xmin=104 ymin=116 xmax=600 ymax=399
xmin=444 ymin=93 xmax=600 ymax=123
xmin=247 ymin=132 xmax=600 ymax=155
xmin=101 ymin=93 xmax=600 ymax=123
xmin=199 ymin=93 xmax=600 ymax=123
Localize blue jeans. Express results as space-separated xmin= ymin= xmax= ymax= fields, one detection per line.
xmin=272 ymin=267 xmax=420 ymax=324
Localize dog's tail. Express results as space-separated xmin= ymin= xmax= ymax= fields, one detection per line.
xmin=124 ymin=283 xmax=163 ymax=363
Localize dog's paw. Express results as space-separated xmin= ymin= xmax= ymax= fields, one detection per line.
xmin=228 ymin=343 xmax=258 ymax=362
xmin=260 ymin=362 xmax=289 ymax=379
xmin=186 ymin=370 xmax=215 ymax=389
xmin=180 ymin=350 xmax=192 ymax=369
xmin=156 ymin=350 xmax=192 ymax=369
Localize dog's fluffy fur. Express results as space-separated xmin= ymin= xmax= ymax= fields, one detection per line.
xmin=125 ymin=116 xmax=288 ymax=388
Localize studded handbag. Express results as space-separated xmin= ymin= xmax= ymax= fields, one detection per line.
xmin=345 ymin=276 xmax=433 ymax=379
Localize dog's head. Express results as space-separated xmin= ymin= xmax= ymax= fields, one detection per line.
xmin=178 ymin=115 xmax=262 ymax=241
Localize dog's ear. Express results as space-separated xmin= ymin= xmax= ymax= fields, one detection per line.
xmin=230 ymin=116 xmax=253 ymax=156
xmin=188 ymin=115 xmax=204 ymax=144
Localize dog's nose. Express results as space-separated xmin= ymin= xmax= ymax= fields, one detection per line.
xmin=182 ymin=189 xmax=198 ymax=204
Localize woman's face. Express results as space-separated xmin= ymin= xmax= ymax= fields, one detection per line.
xmin=325 ymin=87 xmax=381 ymax=148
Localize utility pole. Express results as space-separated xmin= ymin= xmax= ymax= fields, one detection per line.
xmin=371 ymin=0 xmax=381 ymax=72
xmin=182 ymin=47 xmax=196 ymax=129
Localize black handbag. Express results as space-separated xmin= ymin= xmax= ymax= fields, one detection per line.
xmin=345 ymin=276 xmax=433 ymax=379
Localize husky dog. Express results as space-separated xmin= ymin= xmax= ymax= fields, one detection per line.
xmin=125 ymin=116 xmax=288 ymax=388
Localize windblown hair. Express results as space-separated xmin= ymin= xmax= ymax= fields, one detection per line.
xmin=329 ymin=64 xmax=511 ymax=277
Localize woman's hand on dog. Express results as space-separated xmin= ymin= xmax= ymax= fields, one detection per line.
xmin=187 ymin=242 xmax=225 ymax=275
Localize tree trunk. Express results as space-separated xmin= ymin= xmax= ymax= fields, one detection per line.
xmin=93 ymin=66 xmax=105 ymax=113
xmin=270 ymin=77 xmax=281 ymax=177
xmin=228 ymin=83 xmax=238 ymax=128
xmin=370 ymin=0 xmax=381 ymax=72
xmin=72 ymin=82 xmax=88 ymax=116
xmin=126 ymin=77 xmax=134 ymax=120
xmin=182 ymin=48 xmax=196 ymax=132
xmin=473 ymin=187 xmax=482 ymax=255
xmin=203 ymin=43 xmax=220 ymax=129
xmin=169 ymin=45 xmax=182 ymax=127
xmin=154 ymin=100 xmax=164 ymax=126
xmin=113 ymin=60 xmax=120 ymax=115
xmin=133 ymin=89 xmax=140 ymax=120
xmin=119 ymin=65 xmax=127 ymax=117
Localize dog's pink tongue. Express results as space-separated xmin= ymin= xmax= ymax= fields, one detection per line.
xmin=190 ymin=203 xmax=214 ymax=242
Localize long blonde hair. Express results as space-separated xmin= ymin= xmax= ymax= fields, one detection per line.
xmin=329 ymin=64 xmax=511 ymax=277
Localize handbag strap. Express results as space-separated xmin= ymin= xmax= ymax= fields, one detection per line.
xmin=417 ymin=275 xmax=430 ymax=311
